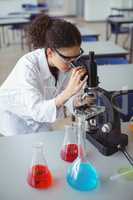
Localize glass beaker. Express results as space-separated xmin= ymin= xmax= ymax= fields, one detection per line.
xmin=27 ymin=142 xmax=53 ymax=189
xmin=60 ymin=124 xmax=78 ymax=162
xmin=66 ymin=117 xmax=100 ymax=191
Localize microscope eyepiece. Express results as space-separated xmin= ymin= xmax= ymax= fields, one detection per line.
xmin=87 ymin=51 xmax=98 ymax=88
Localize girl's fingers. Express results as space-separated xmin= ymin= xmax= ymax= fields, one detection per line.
xmin=71 ymin=68 xmax=80 ymax=77
xmin=74 ymin=66 xmax=83 ymax=70
xmin=72 ymin=66 xmax=85 ymax=72
xmin=75 ymin=76 xmax=88 ymax=92
xmin=79 ymin=75 xmax=88 ymax=86
xmin=76 ymin=71 xmax=87 ymax=82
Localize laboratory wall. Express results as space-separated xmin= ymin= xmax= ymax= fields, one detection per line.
xmin=84 ymin=0 xmax=133 ymax=21
xmin=0 ymin=0 xmax=76 ymax=15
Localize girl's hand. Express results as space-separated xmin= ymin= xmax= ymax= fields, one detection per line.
xmin=55 ymin=67 xmax=88 ymax=108
xmin=65 ymin=67 xmax=88 ymax=97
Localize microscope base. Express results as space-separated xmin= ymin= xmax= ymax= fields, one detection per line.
xmin=86 ymin=131 xmax=128 ymax=156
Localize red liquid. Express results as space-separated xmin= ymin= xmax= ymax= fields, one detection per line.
xmin=60 ymin=144 xmax=78 ymax=162
xmin=27 ymin=165 xmax=53 ymax=189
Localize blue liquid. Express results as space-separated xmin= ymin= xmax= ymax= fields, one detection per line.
xmin=67 ymin=160 xmax=99 ymax=191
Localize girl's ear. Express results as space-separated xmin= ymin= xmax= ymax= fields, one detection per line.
xmin=46 ymin=48 xmax=54 ymax=58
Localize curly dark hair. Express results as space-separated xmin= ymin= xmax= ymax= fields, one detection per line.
xmin=27 ymin=14 xmax=81 ymax=49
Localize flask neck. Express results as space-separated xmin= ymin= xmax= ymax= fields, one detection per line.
xmin=64 ymin=125 xmax=77 ymax=144
xmin=77 ymin=117 xmax=87 ymax=161
xmin=31 ymin=143 xmax=47 ymax=166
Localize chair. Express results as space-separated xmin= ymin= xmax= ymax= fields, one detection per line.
xmin=81 ymin=35 xmax=97 ymax=42
xmin=6 ymin=12 xmax=29 ymax=49
xmin=37 ymin=3 xmax=49 ymax=11
xmin=112 ymin=90 xmax=133 ymax=122
xmin=22 ymin=4 xmax=37 ymax=11
xmin=22 ymin=3 xmax=49 ymax=12
xmin=96 ymin=57 xmax=128 ymax=65
xmin=96 ymin=90 xmax=133 ymax=122
xmin=7 ymin=23 xmax=27 ymax=49
xmin=107 ymin=14 xmax=129 ymax=44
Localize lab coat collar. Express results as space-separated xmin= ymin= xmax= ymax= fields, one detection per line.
xmin=38 ymin=48 xmax=52 ymax=80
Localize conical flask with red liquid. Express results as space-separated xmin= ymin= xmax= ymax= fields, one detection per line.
xmin=60 ymin=124 xmax=78 ymax=162
xmin=66 ymin=117 xmax=100 ymax=191
xmin=27 ymin=142 xmax=53 ymax=189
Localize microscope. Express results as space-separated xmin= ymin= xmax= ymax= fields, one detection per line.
xmin=73 ymin=51 xmax=128 ymax=156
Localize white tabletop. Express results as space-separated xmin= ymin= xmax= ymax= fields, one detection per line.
xmin=111 ymin=7 xmax=133 ymax=12
xmin=0 ymin=123 xmax=133 ymax=200
xmin=0 ymin=18 xmax=30 ymax=26
xmin=107 ymin=17 xmax=133 ymax=24
xmin=77 ymin=26 xmax=100 ymax=37
xmin=98 ymin=64 xmax=133 ymax=91
xmin=0 ymin=14 xmax=30 ymax=19
xmin=82 ymin=41 xmax=128 ymax=57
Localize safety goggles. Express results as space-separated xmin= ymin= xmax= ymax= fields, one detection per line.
xmin=54 ymin=48 xmax=84 ymax=68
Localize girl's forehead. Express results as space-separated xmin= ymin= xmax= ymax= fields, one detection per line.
xmin=58 ymin=46 xmax=80 ymax=54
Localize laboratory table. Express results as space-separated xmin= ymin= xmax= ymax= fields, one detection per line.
xmin=0 ymin=18 xmax=30 ymax=47
xmin=111 ymin=7 xmax=133 ymax=14
xmin=106 ymin=16 xmax=133 ymax=43
xmin=0 ymin=123 xmax=132 ymax=200
xmin=98 ymin=64 xmax=133 ymax=91
xmin=77 ymin=26 xmax=100 ymax=41
xmin=82 ymin=41 xmax=128 ymax=58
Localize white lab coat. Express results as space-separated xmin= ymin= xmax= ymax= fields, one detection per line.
xmin=0 ymin=48 xmax=73 ymax=136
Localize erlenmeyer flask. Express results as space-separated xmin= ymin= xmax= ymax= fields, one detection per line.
xmin=27 ymin=142 xmax=53 ymax=189
xmin=66 ymin=117 xmax=100 ymax=191
xmin=60 ymin=124 xmax=78 ymax=162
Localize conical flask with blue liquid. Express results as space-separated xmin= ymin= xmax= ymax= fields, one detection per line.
xmin=66 ymin=116 xmax=100 ymax=191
